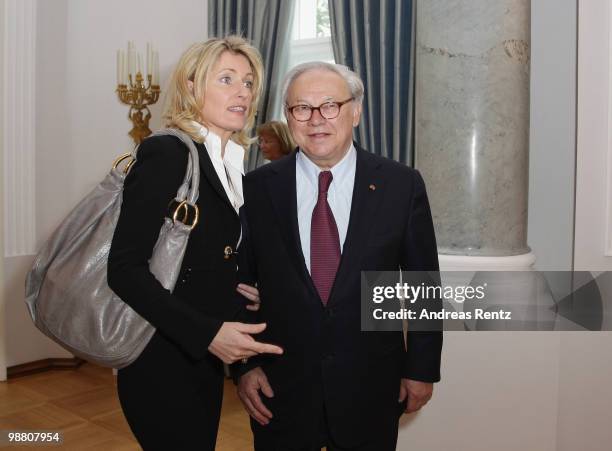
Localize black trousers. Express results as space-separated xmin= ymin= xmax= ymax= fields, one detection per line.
xmin=253 ymin=428 xmax=399 ymax=451
xmin=252 ymin=392 xmax=402 ymax=451
xmin=117 ymin=332 xmax=224 ymax=451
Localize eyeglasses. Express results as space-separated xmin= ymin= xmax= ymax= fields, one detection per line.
xmin=286 ymin=98 xmax=354 ymax=122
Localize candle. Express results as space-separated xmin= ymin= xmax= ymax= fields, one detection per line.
xmin=153 ymin=51 xmax=159 ymax=85
xmin=137 ymin=53 xmax=142 ymax=75
xmin=122 ymin=50 xmax=127 ymax=84
xmin=121 ymin=50 xmax=126 ymax=84
xmin=146 ymin=42 xmax=151 ymax=77
xmin=127 ymin=42 xmax=133 ymax=80
xmin=129 ymin=49 xmax=135 ymax=78
xmin=116 ymin=50 xmax=121 ymax=85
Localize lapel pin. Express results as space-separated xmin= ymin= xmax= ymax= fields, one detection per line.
xmin=369 ymin=184 xmax=376 ymax=191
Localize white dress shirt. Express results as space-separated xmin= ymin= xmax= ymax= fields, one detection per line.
xmin=192 ymin=122 xmax=245 ymax=214
xmin=296 ymin=144 xmax=356 ymax=273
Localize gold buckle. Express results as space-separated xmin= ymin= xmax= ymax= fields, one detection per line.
xmin=112 ymin=153 xmax=136 ymax=174
xmin=172 ymin=200 xmax=199 ymax=230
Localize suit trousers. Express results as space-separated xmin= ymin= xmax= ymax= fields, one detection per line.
xmin=252 ymin=387 xmax=403 ymax=451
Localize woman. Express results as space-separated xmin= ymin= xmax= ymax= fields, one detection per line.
xmin=257 ymin=120 xmax=295 ymax=160
xmin=107 ymin=36 xmax=282 ymax=450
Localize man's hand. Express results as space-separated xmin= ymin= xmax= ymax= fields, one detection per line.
xmin=237 ymin=367 xmax=274 ymax=426
xmin=398 ymin=378 xmax=433 ymax=414
xmin=237 ymin=283 xmax=261 ymax=311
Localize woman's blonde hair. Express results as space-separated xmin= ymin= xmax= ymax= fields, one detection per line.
xmin=256 ymin=121 xmax=296 ymax=156
xmin=163 ymin=35 xmax=263 ymax=147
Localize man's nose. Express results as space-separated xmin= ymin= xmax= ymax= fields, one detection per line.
xmin=308 ymin=108 xmax=325 ymax=125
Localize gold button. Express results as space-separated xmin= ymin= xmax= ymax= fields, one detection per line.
xmin=224 ymin=245 xmax=233 ymax=260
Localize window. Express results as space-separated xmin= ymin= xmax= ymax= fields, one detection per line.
xmin=268 ymin=0 xmax=335 ymax=120
xmin=288 ymin=0 xmax=334 ymax=68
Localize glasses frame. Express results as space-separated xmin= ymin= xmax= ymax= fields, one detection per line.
xmin=286 ymin=97 xmax=354 ymax=122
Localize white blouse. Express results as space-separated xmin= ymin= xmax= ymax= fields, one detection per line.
xmin=191 ymin=122 xmax=245 ymax=214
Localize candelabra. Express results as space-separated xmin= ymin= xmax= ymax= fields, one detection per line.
xmin=116 ymin=42 xmax=160 ymax=145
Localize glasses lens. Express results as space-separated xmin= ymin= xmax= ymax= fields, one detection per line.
xmin=292 ymin=105 xmax=312 ymax=121
xmin=320 ymin=103 xmax=340 ymax=119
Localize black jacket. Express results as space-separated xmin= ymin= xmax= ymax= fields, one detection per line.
xmin=108 ymin=135 xmax=245 ymax=362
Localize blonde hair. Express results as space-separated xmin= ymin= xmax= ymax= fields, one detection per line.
xmin=163 ymin=35 xmax=263 ymax=147
xmin=257 ymin=121 xmax=296 ymax=156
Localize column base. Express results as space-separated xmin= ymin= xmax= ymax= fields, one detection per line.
xmin=439 ymin=252 xmax=536 ymax=271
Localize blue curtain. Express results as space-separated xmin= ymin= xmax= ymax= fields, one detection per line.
xmin=208 ymin=0 xmax=295 ymax=170
xmin=328 ymin=0 xmax=415 ymax=165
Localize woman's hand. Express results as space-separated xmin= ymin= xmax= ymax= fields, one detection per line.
xmin=208 ymin=322 xmax=283 ymax=364
xmin=237 ymin=283 xmax=261 ymax=311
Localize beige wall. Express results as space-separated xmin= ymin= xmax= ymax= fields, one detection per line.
xmin=556 ymin=333 xmax=612 ymax=451
xmin=556 ymin=1 xmax=612 ymax=450
xmin=574 ymin=0 xmax=612 ymax=271
xmin=0 ymin=0 xmax=7 ymax=381
xmin=397 ymin=333 xmax=560 ymax=451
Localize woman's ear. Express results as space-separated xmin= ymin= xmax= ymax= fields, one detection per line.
xmin=187 ymin=80 xmax=194 ymax=93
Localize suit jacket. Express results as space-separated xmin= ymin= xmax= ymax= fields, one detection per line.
xmin=108 ymin=135 xmax=245 ymax=363
xmin=235 ymin=145 xmax=442 ymax=447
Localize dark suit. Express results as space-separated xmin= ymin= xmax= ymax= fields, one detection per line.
xmin=235 ymin=145 xmax=442 ymax=450
xmin=108 ymin=135 xmax=245 ymax=450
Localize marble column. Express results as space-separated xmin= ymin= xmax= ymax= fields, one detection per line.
xmin=415 ymin=0 xmax=534 ymax=269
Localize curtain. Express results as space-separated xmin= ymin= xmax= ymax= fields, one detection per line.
xmin=328 ymin=0 xmax=415 ymax=165
xmin=208 ymin=0 xmax=295 ymax=170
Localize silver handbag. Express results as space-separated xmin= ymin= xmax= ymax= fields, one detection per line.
xmin=24 ymin=128 xmax=200 ymax=369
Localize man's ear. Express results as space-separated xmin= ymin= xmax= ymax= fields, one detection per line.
xmin=187 ymin=80 xmax=194 ymax=93
xmin=352 ymin=102 xmax=362 ymax=127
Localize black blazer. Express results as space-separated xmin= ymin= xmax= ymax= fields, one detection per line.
xmin=108 ymin=135 xmax=245 ymax=362
xmin=235 ymin=145 xmax=442 ymax=446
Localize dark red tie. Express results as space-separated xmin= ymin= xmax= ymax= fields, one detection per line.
xmin=311 ymin=171 xmax=341 ymax=305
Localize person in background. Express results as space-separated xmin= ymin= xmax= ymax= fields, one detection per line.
xmin=107 ymin=36 xmax=282 ymax=451
xmin=257 ymin=120 xmax=295 ymax=161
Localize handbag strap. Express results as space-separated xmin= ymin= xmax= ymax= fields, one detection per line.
xmin=132 ymin=128 xmax=200 ymax=205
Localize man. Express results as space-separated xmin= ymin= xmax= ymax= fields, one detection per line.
xmin=235 ymin=62 xmax=442 ymax=451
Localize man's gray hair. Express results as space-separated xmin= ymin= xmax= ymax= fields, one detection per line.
xmin=281 ymin=61 xmax=365 ymax=107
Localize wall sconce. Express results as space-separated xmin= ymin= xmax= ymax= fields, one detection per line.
xmin=116 ymin=42 xmax=160 ymax=145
